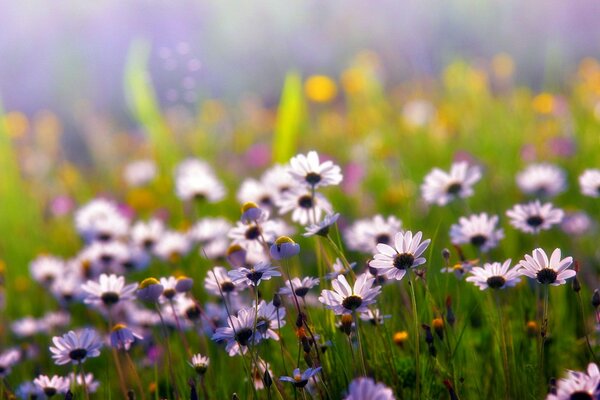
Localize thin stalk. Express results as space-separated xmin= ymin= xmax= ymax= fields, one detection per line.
xmin=494 ymin=292 xmax=511 ymax=399
xmin=576 ymin=291 xmax=599 ymax=363
xmin=408 ymin=273 xmax=421 ymax=399
xmin=125 ymin=351 xmax=147 ymax=400
xmin=353 ymin=311 xmax=368 ymax=375
xmin=155 ymin=303 xmax=179 ymax=399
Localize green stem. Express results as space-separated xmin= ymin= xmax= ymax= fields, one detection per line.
xmin=408 ymin=273 xmax=420 ymax=399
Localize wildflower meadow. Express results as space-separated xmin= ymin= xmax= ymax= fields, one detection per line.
xmin=3 ymin=3 xmax=600 ymax=399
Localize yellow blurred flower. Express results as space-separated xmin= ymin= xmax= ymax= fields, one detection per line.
xmin=341 ymin=68 xmax=367 ymax=94
xmin=532 ymin=93 xmax=555 ymax=114
xmin=492 ymin=53 xmax=515 ymax=79
xmin=4 ymin=112 xmax=29 ymax=138
xmin=305 ymin=75 xmax=337 ymax=103
xmin=127 ymin=188 xmax=157 ymax=211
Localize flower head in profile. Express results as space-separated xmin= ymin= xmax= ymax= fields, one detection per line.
xmin=421 ymin=162 xmax=482 ymax=206
xmin=280 ymin=367 xmax=322 ymax=388
xmin=344 ymin=377 xmax=396 ymax=400
xmin=546 ymin=363 xmax=600 ymax=400
xmin=280 ymin=276 xmax=320 ymax=298
xmin=344 ymin=215 xmax=402 ymax=253
xmin=270 ymin=236 xmax=300 ymax=260
xmin=288 ymin=151 xmax=343 ymax=188
xmin=506 ymin=200 xmax=563 ymax=234
xmin=518 ymin=248 xmax=575 ymax=286
xmin=255 ymin=300 xmax=286 ymax=341
xmin=0 ymin=348 xmax=20 ymax=378
xmin=49 ymin=329 xmax=103 ymax=365
xmin=68 ymin=373 xmax=100 ymax=393
xmin=579 ymin=169 xmax=600 ymax=198
xmin=319 ymin=273 xmax=381 ymax=315
xmin=516 ymin=163 xmax=566 ymax=197
xmin=369 ymin=231 xmax=431 ymax=281
xmin=228 ymin=261 xmax=281 ymax=287
xmin=189 ymin=353 xmax=210 ymax=376
xmin=81 ymin=274 xmax=138 ymax=309
xmin=33 ymin=375 xmax=70 ymax=398
xmin=303 ymin=213 xmax=340 ymax=237
xmin=449 ymin=213 xmax=504 ymax=253
xmin=466 ymin=259 xmax=521 ymax=290
xmin=110 ymin=324 xmax=143 ymax=351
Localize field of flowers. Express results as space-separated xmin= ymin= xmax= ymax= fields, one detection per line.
xmin=2 ymin=51 xmax=600 ymax=399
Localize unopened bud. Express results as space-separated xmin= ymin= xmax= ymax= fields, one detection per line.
xmin=592 ymin=289 xmax=600 ymax=308
xmin=340 ymin=314 xmax=353 ymax=336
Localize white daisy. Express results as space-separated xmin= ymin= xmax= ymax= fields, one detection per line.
xmin=319 ymin=273 xmax=381 ymax=315
xmin=277 ymin=187 xmax=333 ymax=225
xmin=369 ymin=231 xmax=431 ymax=281
xmin=421 ymin=161 xmax=482 ymax=206
xmin=465 ymin=259 xmax=521 ymax=290
xmin=516 ymin=163 xmax=567 ymax=197
xmin=33 ymin=375 xmax=70 ymax=397
xmin=228 ymin=216 xmax=280 ymax=254
xmin=360 ymin=308 xmax=392 ymax=325
xmin=189 ymin=217 xmax=232 ymax=259
xmin=174 ymin=158 xmax=225 ymax=202
xmin=561 ymin=212 xmax=593 ymax=236
xmin=288 ymin=150 xmax=343 ymax=188
xmin=204 ymin=266 xmax=241 ymax=296
xmin=344 ymin=215 xmax=403 ymax=253
xmin=449 ymin=213 xmax=504 ymax=252
xmin=280 ymin=367 xmax=322 ymax=388
xmin=30 ymin=255 xmax=65 ymax=285
xmin=189 ymin=353 xmax=210 ymax=375
xmin=262 ymin=164 xmax=295 ymax=201
xmin=518 ymin=248 xmax=575 ymax=286
xmin=68 ymin=372 xmax=100 ymax=393
xmin=212 ymin=306 xmax=260 ymax=356
xmin=228 ymin=261 xmax=281 ymax=287
xmin=280 ymin=277 xmax=320 ymax=298
xmin=326 ymin=258 xmax=356 ymax=280
xmin=49 ymin=329 xmax=103 ymax=365
xmin=153 ymin=231 xmax=191 ymax=262
xmin=123 ymin=159 xmax=157 ymax=187
xmin=237 ymin=178 xmax=278 ymax=210
xmin=547 ymin=363 xmax=600 ymax=400
xmin=74 ymin=198 xmax=129 ymax=243
xmin=130 ymin=219 xmax=165 ymax=251
xmin=81 ymin=274 xmax=138 ymax=309
xmin=256 ymin=300 xmax=286 ymax=341
xmin=579 ymin=169 xmax=600 ymax=198
xmin=0 ymin=348 xmax=20 ymax=378
xmin=344 ymin=377 xmax=396 ymax=400
xmin=506 ymin=200 xmax=564 ymax=234
xmin=303 ymin=213 xmax=340 ymax=237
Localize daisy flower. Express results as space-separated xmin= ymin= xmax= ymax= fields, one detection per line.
xmin=288 ymin=151 xmax=343 ymax=188
xmin=277 ymin=187 xmax=333 ymax=226
xmin=68 ymin=372 xmax=100 ymax=393
xmin=33 ymin=375 xmax=70 ymax=397
xmin=465 ymin=259 xmax=521 ymax=290
xmin=205 ymin=266 xmax=241 ymax=296
xmin=153 ymin=231 xmax=191 ymax=262
xmin=228 ymin=261 xmax=281 ymax=287
xmin=237 ymin=178 xmax=278 ymax=210
xmin=174 ymin=158 xmax=226 ymax=202
xmin=188 ymin=217 xmax=231 ymax=259
xmin=123 ymin=159 xmax=157 ymax=187
xmin=303 ymin=213 xmax=340 ymax=237
xmin=421 ymin=161 xmax=482 ymax=206
xmin=190 ymin=353 xmax=210 ymax=375
xmin=449 ymin=213 xmax=504 ymax=253
xmin=262 ymin=164 xmax=295 ymax=200
xmin=256 ymin=300 xmax=286 ymax=341
xmin=506 ymin=200 xmax=564 ymax=234
xmin=81 ymin=274 xmax=138 ymax=309
xmin=49 ymin=329 xmax=103 ymax=365
xmin=130 ymin=219 xmax=165 ymax=251
xmin=228 ymin=216 xmax=280 ymax=254
xmin=0 ymin=348 xmax=20 ymax=378
xmin=579 ymin=169 xmax=600 ymax=198
xmin=547 ymin=363 xmax=600 ymax=400
xmin=369 ymin=231 xmax=431 ymax=281
xmin=344 ymin=377 xmax=396 ymax=400
xmin=344 ymin=215 xmax=403 ymax=253
xmin=279 ymin=277 xmax=320 ymax=298
xmin=74 ymin=199 xmax=129 ymax=243
xmin=110 ymin=324 xmax=143 ymax=350
xmin=516 ymin=163 xmax=566 ymax=197
xmin=561 ymin=212 xmax=593 ymax=236
xmin=319 ymin=273 xmax=381 ymax=315
xmin=326 ymin=258 xmax=356 ymax=280
xmin=269 ymin=236 xmax=301 ymax=260
xmin=30 ymin=255 xmax=65 ymax=286
xmin=360 ymin=308 xmax=392 ymax=325
xmin=280 ymin=367 xmax=322 ymax=388
xmin=212 ymin=306 xmax=260 ymax=356
xmin=518 ymin=248 xmax=575 ymax=286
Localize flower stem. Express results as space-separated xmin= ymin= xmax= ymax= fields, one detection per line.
xmin=408 ymin=273 xmax=420 ymax=399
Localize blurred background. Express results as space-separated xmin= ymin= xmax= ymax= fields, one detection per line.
xmin=2 ymin=0 xmax=600 ymax=116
